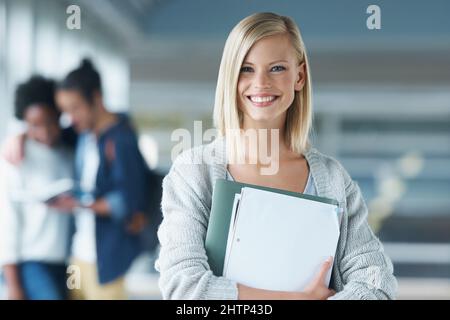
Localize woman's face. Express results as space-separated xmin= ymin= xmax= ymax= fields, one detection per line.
xmin=24 ymin=105 xmax=61 ymax=146
xmin=237 ymin=34 xmax=305 ymax=129
xmin=56 ymin=89 xmax=95 ymax=133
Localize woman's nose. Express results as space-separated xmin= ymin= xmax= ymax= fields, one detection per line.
xmin=254 ymin=71 xmax=271 ymax=89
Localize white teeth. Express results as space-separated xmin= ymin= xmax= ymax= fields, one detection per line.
xmin=250 ymin=96 xmax=276 ymax=103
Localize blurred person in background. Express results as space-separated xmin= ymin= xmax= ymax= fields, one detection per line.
xmin=0 ymin=76 xmax=74 ymax=300
xmin=51 ymin=59 xmax=149 ymax=300
xmin=1 ymin=59 xmax=159 ymax=300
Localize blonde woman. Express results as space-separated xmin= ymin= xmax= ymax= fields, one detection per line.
xmin=156 ymin=12 xmax=397 ymax=300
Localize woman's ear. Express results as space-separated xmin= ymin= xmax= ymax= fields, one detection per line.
xmin=294 ymin=62 xmax=306 ymax=91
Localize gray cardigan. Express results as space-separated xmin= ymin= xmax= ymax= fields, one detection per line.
xmin=155 ymin=137 xmax=397 ymax=300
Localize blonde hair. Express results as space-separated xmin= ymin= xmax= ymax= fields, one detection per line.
xmin=213 ymin=12 xmax=313 ymax=154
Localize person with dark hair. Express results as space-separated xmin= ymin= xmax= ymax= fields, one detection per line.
xmin=14 ymin=76 xmax=60 ymax=121
xmin=52 ymin=59 xmax=149 ymax=299
xmin=0 ymin=76 xmax=74 ymax=300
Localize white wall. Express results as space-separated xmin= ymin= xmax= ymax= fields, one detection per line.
xmin=0 ymin=0 xmax=7 ymax=139
xmin=0 ymin=0 xmax=130 ymax=141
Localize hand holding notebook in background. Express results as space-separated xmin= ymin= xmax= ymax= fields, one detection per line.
xmin=10 ymin=178 xmax=74 ymax=204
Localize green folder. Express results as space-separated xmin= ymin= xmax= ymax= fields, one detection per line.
xmin=205 ymin=178 xmax=339 ymax=276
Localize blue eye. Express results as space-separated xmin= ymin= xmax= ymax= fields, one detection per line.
xmin=240 ymin=66 xmax=253 ymax=73
xmin=271 ymin=65 xmax=286 ymax=72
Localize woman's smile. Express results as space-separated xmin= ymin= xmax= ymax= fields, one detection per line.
xmin=247 ymin=94 xmax=280 ymax=107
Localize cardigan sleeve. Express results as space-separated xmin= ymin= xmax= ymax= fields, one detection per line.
xmin=155 ymin=160 xmax=239 ymax=300
xmin=329 ymin=179 xmax=398 ymax=300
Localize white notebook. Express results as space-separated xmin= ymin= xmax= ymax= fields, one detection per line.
xmin=10 ymin=178 xmax=74 ymax=204
xmin=223 ymin=187 xmax=341 ymax=292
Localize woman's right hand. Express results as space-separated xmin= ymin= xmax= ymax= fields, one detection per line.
xmin=303 ymin=257 xmax=336 ymax=300
xmin=237 ymin=257 xmax=336 ymax=300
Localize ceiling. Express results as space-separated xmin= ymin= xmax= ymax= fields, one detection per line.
xmin=70 ymin=0 xmax=450 ymax=84
xmin=74 ymin=0 xmax=450 ymax=47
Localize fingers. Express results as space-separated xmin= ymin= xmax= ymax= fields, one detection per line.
xmin=315 ymin=256 xmax=333 ymax=284
xmin=320 ymin=289 xmax=335 ymax=300
xmin=48 ymin=196 xmax=77 ymax=212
